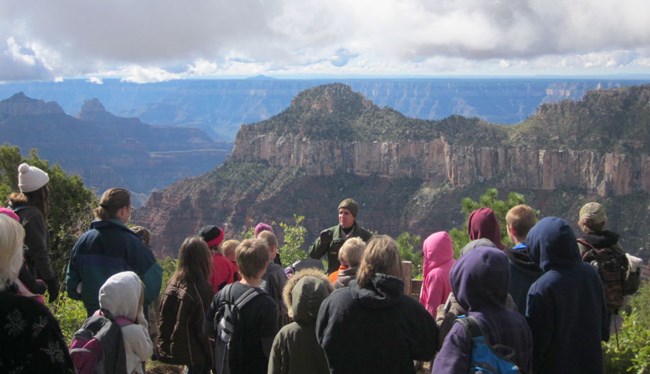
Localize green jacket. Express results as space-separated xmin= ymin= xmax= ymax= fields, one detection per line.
xmin=308 ymin=223 xmax=372 ymax=274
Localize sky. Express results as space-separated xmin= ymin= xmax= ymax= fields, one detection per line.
xmin=1 ymin=0 xmax=650 ymax=84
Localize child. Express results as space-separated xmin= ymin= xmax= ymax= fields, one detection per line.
xmin=98 ymin=271 xmax=153 ymax=374
xmin=269 ymin=268 xmax=333 ymax=374
xmin=222 ymin=239 xmax=241 ymax=281
xmin=157 ymin=237 xmax=213 ymax=374
xmin=204 ymin=239 xmax=278 ymax=373
xmin=432 ymin=246 xmax=532 ymax=373
xmin=419 ymin=231 xmax=455 ymax=318
xmin=257 ymin=230 xmax=289 ymax=327
xmin=199 ymin=225 xmax=236 ymax=293
xmin=504 ymin=204 xmax=542 ymax=314
xmin=334 ymin=237 xmax=365 ymax=288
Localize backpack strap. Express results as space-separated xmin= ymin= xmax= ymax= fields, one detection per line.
xmin=577 ymin=238 xmax=597 ymax=260
xmin=234 ymin=287 xmax=262 ymax=310
xmin=456 ymin=315 xmax=484 ymax=339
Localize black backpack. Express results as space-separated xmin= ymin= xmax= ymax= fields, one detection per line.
xmin=212 ymin=284 xmax=262 ymax=374
xmin=578 ymin=239 xmax=634 ymax=314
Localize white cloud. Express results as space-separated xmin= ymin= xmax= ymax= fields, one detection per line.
xmin=0 ymin=0 xmax=649 ymax=82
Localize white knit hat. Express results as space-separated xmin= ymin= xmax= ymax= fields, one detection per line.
xmin=18 ymin=163 xmax=49 ymax=193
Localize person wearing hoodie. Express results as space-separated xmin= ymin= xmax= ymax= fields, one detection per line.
xmin=316 ymin=235 xmax=438 ymax=374
xmin=435 ymin=239 xmax=517 ymax=347
xmin=431 ymin=246 xmax=533 ymax=373
xmin=419 ymin=231 xmax=455 ymax=318
xmin=158 ymin=237 xmax=214 ymax=374
xmin=66 ymin=187 xmax=163 ymax=316
xmin=468 ymin=207 xmax=507 ymax=250
xmin=504 ymin=204 xmax=543 ymax=314
xmin=268 ymin=268 xmax=333 ymax=374
xmin=526 ymin=217 xmax=609 ymax=374
xmin=98 ymin=271 xmax=153 ymax=374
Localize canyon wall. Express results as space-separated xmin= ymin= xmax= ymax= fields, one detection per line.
xmin=232 ymin=128 xmax=647 ymax=197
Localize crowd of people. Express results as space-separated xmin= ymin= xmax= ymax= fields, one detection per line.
xmin=0 ymin=162 xmax=642 ymax=373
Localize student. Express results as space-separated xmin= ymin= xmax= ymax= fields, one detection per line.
xmin=8 ymin=163 xmax=59 ymax=302
xmin=0 ymin=214 xmax=75 ymax=373
xmin=503 ymin=204 xmax=542 ymax=314
xmin=431 ymin=246 xmax=533 ymax=373
xmin=66 ymin=187 xmax=162 ymax=316
xmin=98 ymin=271 xmax=153 ymax=374
xmin=204 ymin=239 xmax=278 ymax=374
xmin=308 ymin=198 xmax=373 ymax=274
xmin=268 ymin=268 xmax=333 ymax=374
xmin=255 ymin=222 xmax=282 ymax=266
xmin=199 ymin=225 xmax=236 ymax=293
xmin=467 ymin=207 xmax=506 ymax=250
xmin=316 ymin=235 xmax=438 ymax=373
xmin=158 ymin=237 xmax=213 ymax=374
xmin=334 ymin=237 xmax=365 ymax=288
xmin=222 ymin=239 xmax=241 ymax=281
xmin=419 ymin=231 xmax=455 ymax=318
xmin=526 ymin=217 xmax=609 ymax=373
xmin=258 ymin=230 xmax=289 ymax=327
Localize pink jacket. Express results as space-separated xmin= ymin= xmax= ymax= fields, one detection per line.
xmin=419 ymin=231 xmax=455 ymax=317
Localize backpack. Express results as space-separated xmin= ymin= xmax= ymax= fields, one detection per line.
xmin=212 ymin=284 xmax=262 ymax=374
xmin=577 ymin=239 xmax=633 ymax=314
xmin=69 ymin=309 xmax=132 ymax=374
xmin=456 ymin=316 xmax=521 ymax=374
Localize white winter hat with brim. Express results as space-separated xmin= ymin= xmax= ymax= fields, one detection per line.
xmin=18 ymin=163 xmax=49 ymax=193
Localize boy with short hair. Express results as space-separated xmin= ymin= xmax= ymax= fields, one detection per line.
xmin=204 ymin=239 xmax=278 ymax=373
xmin=257 ymin=230 xmax=289 ymax=327
xmin=334 ymin=237 xmax=365 ymax=288
xmin=504 ymin=204 xmax=543 ymax=314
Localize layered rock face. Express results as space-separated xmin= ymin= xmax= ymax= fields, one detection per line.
xmin=232 ymin=129 xmax=645 ymax=197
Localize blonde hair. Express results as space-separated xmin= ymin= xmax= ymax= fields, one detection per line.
xmin=222 ymin=239 xmax=240 ymax=261
xmin=506 ymin=204 xmax=537 ymax=240
xmin=356 ymin=235 xmax=402 ymax=288
xmin=0 ymin=215 xmax=26 ymax=291
xmin=236 ymin=239 xmax=270 ymax=279
xmin=338 ymin=237 xmax=366 ymax=267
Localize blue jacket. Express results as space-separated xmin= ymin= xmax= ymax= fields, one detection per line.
xmin=432 ymin=246 xmax=533 ymax=374
xmin=65 ymin=219 xmax=162 ymax=315
xmin=526 ymin=217 xmax=608 ymax=374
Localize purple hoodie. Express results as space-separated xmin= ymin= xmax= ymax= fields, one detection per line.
xmin=468 ymin=208 xmax=506 ymax=250
xmin=431 ymin=246 xmax=533 ymax=374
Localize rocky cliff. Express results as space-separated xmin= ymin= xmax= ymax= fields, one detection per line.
xmin=232 ymin=84 xmax=650 ymax=197
xmin=134 ymin=83 xmax=650 ymax=257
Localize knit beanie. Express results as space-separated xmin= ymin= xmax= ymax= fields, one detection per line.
xmin=338 ymin=198 xmax=359 ymax=217
xmin=579 ymin=202 xmax=607 ymax=225
xmin=18 ymin=163 xmax=49 ymax=193
xmin=254 ymin=222 xmax=273 ymax=237
xmin=198 ymin=225 xmax=224 ymax=247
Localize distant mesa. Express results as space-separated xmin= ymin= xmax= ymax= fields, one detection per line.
xmin=246 ymin=74 xmax=277 ymax=80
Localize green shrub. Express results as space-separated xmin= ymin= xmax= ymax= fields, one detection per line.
xmin=604 ymin=280 xmax=650 ymax=373
xmin=396 ymin=232 xmax=423 ymax=279
xmin=49 ymin=292 xmax=88 ymax=343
